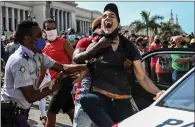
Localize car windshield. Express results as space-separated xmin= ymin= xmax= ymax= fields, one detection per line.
xmin=157 ymin=70 xmax=195 ymax=112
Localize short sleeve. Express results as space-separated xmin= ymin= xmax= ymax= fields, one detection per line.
xmin=125 ymin=39 xmax=142 ymax=61
xmin=42 ymin=54 xmax=56 ymax=69
xmin=76 ymin=38 xmax=91 ymax=50
xmin=11 ymin=61 xmax=34 ymax=89
xmin=171 ymin=54 xmax=181 ymax=62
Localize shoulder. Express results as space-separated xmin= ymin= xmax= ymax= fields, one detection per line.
xmin=76 ymin=37 xmax=92 ymax=50
xmin=8 ymin=53 xmax=28 ymax=70
xmin=55 ymin=37 xmax=65 ymax=43
xmin=120 ymin=35 xmax=138 ymax=50
xmin=119 ymin=35 xmax=141 ymax=61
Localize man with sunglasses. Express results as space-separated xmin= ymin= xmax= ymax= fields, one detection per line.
xmin=1 ymin=20 xmax=87 ymax=127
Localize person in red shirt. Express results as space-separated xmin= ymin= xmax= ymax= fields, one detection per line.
xmin=72 ymin=17 xmax=101 ymax=127
xmin=149 ymin=35 xmax=162 ymax=81
xmin=42 ymin=18 xmax=75 ymax=127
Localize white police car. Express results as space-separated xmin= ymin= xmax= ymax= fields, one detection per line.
xmin=113 ymin=49 xmax=195 ymax=127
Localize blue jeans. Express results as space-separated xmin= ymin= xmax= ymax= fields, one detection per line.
xmin=80 ymin=92 xmax=134 ymax=127
xmin=172 ymin=70 xmax=187 ymax=83
xmin=73 ymin=103 xmax=97 ymax=127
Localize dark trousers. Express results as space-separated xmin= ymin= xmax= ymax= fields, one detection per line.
xmin=156 ymin=72 xmax=172 ymax=84
xmin=12 ymin=114 xmax=30 ymax=127
xmin=1 ymin=102 xmax=30 ymax=127
xmin=47 ymin=77 xmax=74 ymax=114
xmin=80 ymin=92 xmax=134 ymax=127
xmin=151 ymin=66 xmax=157 ymax=82
xmin=172 ymin=70 xmax=187 ymax=83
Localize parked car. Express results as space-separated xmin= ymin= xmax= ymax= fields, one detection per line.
xmin=114 ymin=67 xmax=194 ymax=127
xmin=113 ymin=48 xmax=195 ymax=127
xmin=131 ymin=48 xmax=195 ymax=110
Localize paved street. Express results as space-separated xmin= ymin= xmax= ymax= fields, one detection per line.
xmin=28 ymin=99 xmax=72 ymax=127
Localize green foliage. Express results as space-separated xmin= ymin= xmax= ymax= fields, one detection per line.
xmin=130 ymin=10 xmax=179 ymax=37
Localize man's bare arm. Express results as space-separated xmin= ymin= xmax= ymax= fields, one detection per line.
xmin=20 ymin=81 xmax=60 ymax=103
xmin=72 ymin=49 xmax=88 ymax=64
xmin=50 ymin=62 xmax=87 ymax=74
xmin=73 ymin=37 xmax=113 ymax=64
xmin=176 ymin=57 xmax=193 ymax=64
xmin=133 ymin=60 xmax=160 ymax=95
xmin=64 ymin=40 xmax=74 ymax=61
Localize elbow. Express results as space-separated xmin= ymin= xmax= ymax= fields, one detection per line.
xmin=25 ymin=95 xmax=35 ymax=103
xmin=136 ymin=73 xmax=145 ymax=81
xmin=73 ymin=56 xmax=84 ymax=64
xmin=27 ymin=99 xmax=34 ymax=103
xmin=73 ymin=56 xmax=80 ymax=64
xmin=26 ymin=97 xmax=34 ymax=103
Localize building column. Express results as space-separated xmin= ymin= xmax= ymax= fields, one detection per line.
xmin=83 ymin=21 xmax=85 ymax=33
xmin=0 ymin=1 xmax=2 ymax=37
xmin=28 ymin=11 xmax=31 ymax=16
xmin=80 ymin=21 xmax=82 ymax=33
xmin=0 ymin=4 xmax=2 ymax=30
xmin=61 ymin=11 xmax=64 ymax=31
xmin=82 ymin=21 xmax=84 ymax=33
xmin=69 ymin=12 xmax=72 ymax=28
xmin=5 ymin=6 xmax=9 ymax=31
xmin=12 ymin=8 xmax=15 ymax=31
xmin=23 ymin=10 xmax=25 ymax=20
xmin=79 ymin=20 xmax=82 ymax=33
xmin=56 ymin=9 xmax=60 ymax=31
xmin=81 ymin=21 xmax=83 ymax=33
xmin=86 ymin=22 xmax=89 ymax=34
xmin=65 ymin=12 xmax=68 ymax=29
xmin=17 ymin=9 xmax=20 ymax=24
xmin=85 ymin=21 xmax=87 ymax=33
xmin=52 ymin=8 xmax=55 ymax=20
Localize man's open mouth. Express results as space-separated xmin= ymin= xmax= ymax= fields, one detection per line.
xmin=104 ymin=20 xmax=112 ymax=28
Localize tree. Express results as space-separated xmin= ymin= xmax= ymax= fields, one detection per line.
xmin=129 ymin=10 xmax=164 ymax=37
xmin=159 ymin=21 xmax=181 ymax=39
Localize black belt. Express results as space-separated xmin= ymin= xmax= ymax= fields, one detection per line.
xmin=1 ymin=101 xmax=30 ymax=115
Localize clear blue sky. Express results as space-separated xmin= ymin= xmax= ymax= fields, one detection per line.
xmin=76 ymin=2 xmax=194 ymax=34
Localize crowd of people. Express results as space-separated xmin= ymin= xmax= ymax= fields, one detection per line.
xmin=1 ymin=3 xmax=195 ymax=127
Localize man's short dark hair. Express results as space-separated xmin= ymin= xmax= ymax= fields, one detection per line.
xmin=15 ymin=20 xmax=39 ymax=44
xmin=43 ymin=18 xmax=56 ymax=29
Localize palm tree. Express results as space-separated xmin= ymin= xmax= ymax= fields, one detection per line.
xmin=159 ymin=21 xmax=181 ymax=38
xmin=129 ymin=10 xmax=164 ymax=37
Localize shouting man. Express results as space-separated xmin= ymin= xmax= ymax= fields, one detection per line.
xmin=79 ymin=3 xmax=165 ymax=127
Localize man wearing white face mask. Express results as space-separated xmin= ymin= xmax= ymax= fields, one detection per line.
xmin=42 ymin=19 xmax=75 ymax=127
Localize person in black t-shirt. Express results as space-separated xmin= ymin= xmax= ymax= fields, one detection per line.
xmin=76 ymin=3 xmax=166 ymax=127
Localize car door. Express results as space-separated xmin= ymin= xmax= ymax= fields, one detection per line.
xmin=131 ymin=48 xmax=195 ymax=111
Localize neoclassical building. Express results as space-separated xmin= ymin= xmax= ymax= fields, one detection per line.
xmin=0 ymin=1 xmax=102 ymax=37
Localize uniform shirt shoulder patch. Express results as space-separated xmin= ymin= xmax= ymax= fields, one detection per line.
xmin=19 ymin=66 xmax=26 ymax=73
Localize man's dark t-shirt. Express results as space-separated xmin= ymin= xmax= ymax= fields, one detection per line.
xmin=91 ymin=35 xmax=142 ymax=95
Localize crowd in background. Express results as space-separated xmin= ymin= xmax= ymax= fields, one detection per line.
xmin=1 ymin=18 xmax=195 ymax=126
xmin=1 ymin=28 xmax=195 ymax=86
